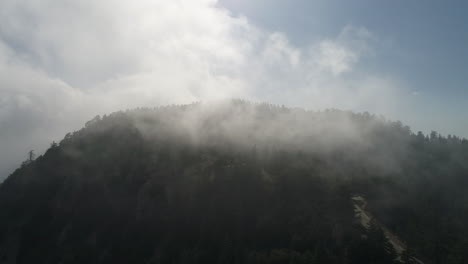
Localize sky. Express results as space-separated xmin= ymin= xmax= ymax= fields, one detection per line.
xmin=0 ymin=0 xmax=467 ymax=179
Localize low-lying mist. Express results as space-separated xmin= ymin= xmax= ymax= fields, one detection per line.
xmin=73 ymin=100 xmax=413 ymax=176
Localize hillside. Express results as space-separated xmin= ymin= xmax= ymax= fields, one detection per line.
xmin=0 ymin=100 xmax=467 ymax=264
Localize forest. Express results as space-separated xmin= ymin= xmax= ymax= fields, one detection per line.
xmin=0 ymin=100 xmax=467 ymax=264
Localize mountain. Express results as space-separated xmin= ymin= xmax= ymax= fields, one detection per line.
xmin=0 ymin=100 xmax=467 ymax=264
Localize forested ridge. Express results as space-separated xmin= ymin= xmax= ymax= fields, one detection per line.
xmin=0 ymin=100 xmax=467 ymax=264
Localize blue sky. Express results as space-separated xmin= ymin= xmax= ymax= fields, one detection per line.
xmin=221 ymin=0 xmax=468 ymax=136
xmin=0 ymin=0 xmax=467 ymax=178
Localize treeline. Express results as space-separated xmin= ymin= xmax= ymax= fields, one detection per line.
xmin=0 ymin=100 xmax=467 ymax=264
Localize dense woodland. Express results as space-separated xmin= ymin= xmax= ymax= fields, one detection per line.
xmin=0 ymin=100 xmax=467 ymax=264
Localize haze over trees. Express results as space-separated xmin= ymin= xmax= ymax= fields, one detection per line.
xmin=0 ymin=100 xmax=467 ymax=264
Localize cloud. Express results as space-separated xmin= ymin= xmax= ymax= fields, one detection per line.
xmin=315 ymin=40 xmax=358 ymax=75
xmin=0 ymin=0 xmax=399 ymax=178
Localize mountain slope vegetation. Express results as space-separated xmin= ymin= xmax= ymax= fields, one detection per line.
xmin=0 ymin=100 xmax=467 ymax=264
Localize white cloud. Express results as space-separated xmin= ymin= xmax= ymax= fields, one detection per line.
xmin=0 ymin=0 xmax=400 ymax=178
xmin=315 ymin=40 xmax=358 ymax=75
xmin=312 ymin=26 xmax=373 ymax=76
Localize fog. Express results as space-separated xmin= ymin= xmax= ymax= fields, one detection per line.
xmin=83 ymin=100 xmax=410 ymax=176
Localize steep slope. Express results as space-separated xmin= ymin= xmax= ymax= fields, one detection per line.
xmin=352 ymin=196 xmax=424 ymax=264
xmin=0 ymin=101 xmax=467 ymax=264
